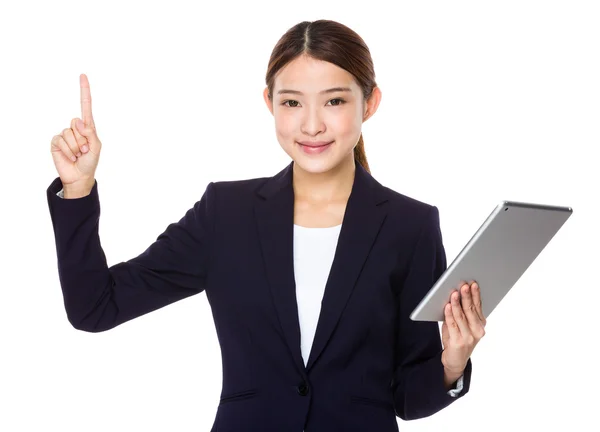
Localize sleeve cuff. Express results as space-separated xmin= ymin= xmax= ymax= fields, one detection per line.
xmin=446 ymin=374 xmax=464 ymax=397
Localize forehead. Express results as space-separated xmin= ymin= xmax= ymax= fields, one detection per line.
xmin=274 ymin=55 xmax=358 ymax=94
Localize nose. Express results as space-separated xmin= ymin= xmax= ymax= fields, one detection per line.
xmin=301 ymin=107 xmax=325 ymax=136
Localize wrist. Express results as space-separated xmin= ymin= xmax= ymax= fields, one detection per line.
xmin=63 ymin=178 xmax=95 ymax=199
xmin=443 ymin=366 xmax=464 ymax=390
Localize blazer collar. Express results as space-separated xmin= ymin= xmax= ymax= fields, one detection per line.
xmin=253 ymin=159 xmax=389 ymax=375
xmin=256 ymin=159 xmax=387 ymax=205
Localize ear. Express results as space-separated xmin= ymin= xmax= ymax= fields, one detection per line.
xmin=363 ymin=86 xmax=382 ymax=122
xmin=263 ymin=87 xmax=274 ymax=115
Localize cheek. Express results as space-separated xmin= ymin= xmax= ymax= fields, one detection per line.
xmin=337 ymin=115 xmax=360 ymax=133
xmin=329 ymin=115 xmax=361 ymax=142
xmin=274 ymin=113 xmax=294 ymax=138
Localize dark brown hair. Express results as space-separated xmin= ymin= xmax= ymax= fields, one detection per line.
xmin=265 ymin=20 xmax=377 ymax=174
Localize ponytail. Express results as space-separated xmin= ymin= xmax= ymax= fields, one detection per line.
xmin=354 ymin=132 xmax=370 ymax=174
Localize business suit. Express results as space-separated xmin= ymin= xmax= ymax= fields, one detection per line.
xmin=46 ymin=159 xmax=472 ymax=431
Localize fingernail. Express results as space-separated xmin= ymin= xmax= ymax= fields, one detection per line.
xmin=71 ymin=155 xmax=77 ymax=162
xmin=82 ymin=145 xmax=88 ymax=152
xmin=77 ymin=152 xmax=82 ymax=157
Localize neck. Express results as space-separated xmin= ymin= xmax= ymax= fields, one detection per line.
xmin=292 ymin=154 xmax=356 ymax=203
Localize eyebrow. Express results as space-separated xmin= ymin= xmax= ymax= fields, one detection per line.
xmin=276 ymin=86 xmax=352 ymax=96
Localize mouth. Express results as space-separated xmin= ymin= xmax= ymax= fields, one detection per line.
xmin=297 ymin=141 xmax=333 ymax=147
xmin=296 ymin=140 xmax=334 ymax=154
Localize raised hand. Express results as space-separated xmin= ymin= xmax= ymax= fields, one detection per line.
xmin=50 ymin=74 xmax=102 ymax=190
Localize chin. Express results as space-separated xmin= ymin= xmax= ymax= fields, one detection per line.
xmin=292 ymin=153 xmax=345 ymax=175
xmin=293 ymin=159 xmax=333 ymax=174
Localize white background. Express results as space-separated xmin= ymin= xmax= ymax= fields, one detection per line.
xmin=1 ymin=0 xmax=598 ymax=430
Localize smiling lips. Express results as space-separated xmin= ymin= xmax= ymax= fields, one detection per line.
xmin=297 ymin=140 xmax=333 ymax=154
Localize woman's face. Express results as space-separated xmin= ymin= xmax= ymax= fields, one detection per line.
xmin=264 ymin=54 xmax=380 ymax=174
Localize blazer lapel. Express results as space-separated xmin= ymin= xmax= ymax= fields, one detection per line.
xmin=254 ymin=161 xmax=304 ymax=374
xmin=254 ymin=159 xmax=389 ymax=375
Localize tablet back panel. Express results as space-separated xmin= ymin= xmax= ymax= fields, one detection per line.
xmin=410 ymin=201 xmax=573 ymax=321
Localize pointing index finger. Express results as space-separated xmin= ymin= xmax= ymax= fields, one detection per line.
xmin=80 ymin=74 xmax=94 ymax=127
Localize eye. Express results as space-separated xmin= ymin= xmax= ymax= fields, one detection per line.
xmin=328 ymin=98 xmax=346 ymax=106
xmin=281 ymin=98 xmax=347 ymax=107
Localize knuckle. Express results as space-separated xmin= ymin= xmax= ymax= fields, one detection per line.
xmin=61 ymin=140 xmax=76 ymax=154
xmin=57 ymin=137 xmax=71 ymax=153
xmin=51 ymin=135 xmax=62 ymax=150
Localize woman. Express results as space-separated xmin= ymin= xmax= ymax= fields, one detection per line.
xmin=47 ymin=19 xmax=486 ymax=432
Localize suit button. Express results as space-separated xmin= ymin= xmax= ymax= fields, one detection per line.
xmin=297 ymin=382 xmax=309 ymax=396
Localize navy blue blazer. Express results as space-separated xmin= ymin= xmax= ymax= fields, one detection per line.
xmin=46 ymin=159 xmax=472 ymax=431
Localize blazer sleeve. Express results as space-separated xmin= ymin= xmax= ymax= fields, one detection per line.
xmin=46 ymin=177 xmax=216 ymax=332
xmin=391 ymin=205 xmax=473 ymax=420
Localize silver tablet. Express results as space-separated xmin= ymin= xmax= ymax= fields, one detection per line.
xmin=410 ymin=200 xmax=573 ymax=322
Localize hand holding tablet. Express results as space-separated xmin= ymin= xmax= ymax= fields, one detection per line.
xmin=411 ymin=201 xmax=573 ymax=322
xmin=440 ymin=280 xmax=487 ymax=378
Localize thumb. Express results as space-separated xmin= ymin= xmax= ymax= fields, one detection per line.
xmin=76 ymin=119 xmax=100 ymax=145
xmin=76 ymin=119 xmax=90 ymax=135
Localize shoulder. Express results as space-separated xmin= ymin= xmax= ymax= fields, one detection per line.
xmin=372 ymin=179 xmax=445 ymax=266
xmin=209 ymin=175 xmax=270 ymax=201
xmin=201 ymin=174 xmax=272 ymax=216
xmin=373 ymin=176 xmax=440 ymax=225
